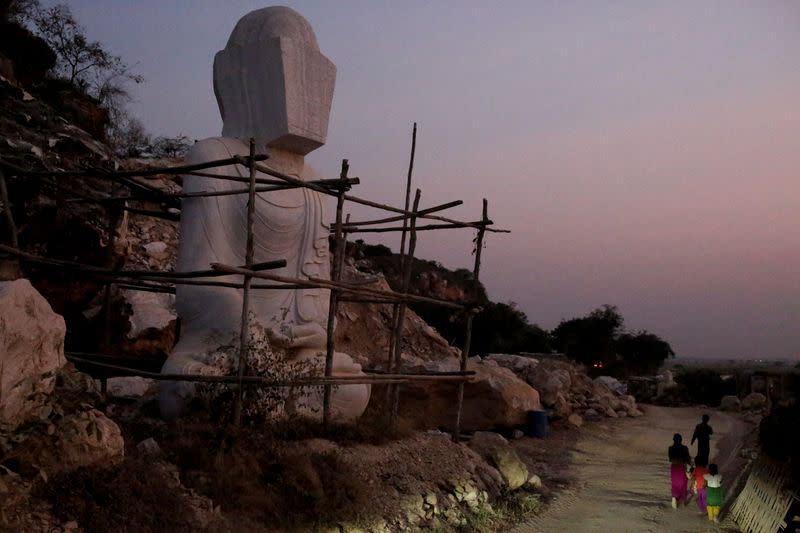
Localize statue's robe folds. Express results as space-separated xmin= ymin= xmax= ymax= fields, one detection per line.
xmin=161 ymin=138 xmax=375 ymax=419
xmin=167 ymin=137 xmax=330 ymax=363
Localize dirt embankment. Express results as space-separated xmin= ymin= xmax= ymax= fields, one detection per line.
xmin=513 ymin=405 xmax=755 ymax=533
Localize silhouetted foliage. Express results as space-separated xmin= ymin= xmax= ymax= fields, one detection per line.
xmin=471 ymin=302 xmax=552 ymax=355
xmin=108 ymin=114 xmax=150 ymax=157
xmin=0 ymin=1 xmax=55 ymax=82
xmin=551 ymin=304 xmax=623 ymax=368
xmin=361 ymin=242 xmax=392 ymax=257
xmin=30 ymin=3 xmax=143 ymax=94
xmin=673 ymin=369 xmax=735 ymax=406
xmin=759 ymin=405 xmax=800 ymax=483
xmin=551 ymin=305 xmax=675 ymax=376
xmin=149 ymin=134 xmax=191 ymax=159
xmin=616 ymin=331 xmax=675 ymax=375
xmin=13 ymin=1 xmax=143 ymax=143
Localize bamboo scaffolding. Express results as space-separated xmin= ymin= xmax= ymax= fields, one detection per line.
xmin=246 ymin=158 xmax=505 ymax=232
xmin=2 ymin=151 xmax=501 ymax=232
xmin=66 ymin=177 xmax=361 ymax=206
xmin=101 ymin=200 xmax=124 ymax=355
xmin=233 ymin=139 xmax=259 ymax=427
xmin=211 ymin=263 xmax=469 ymax=310
xmin=453 ymin=199 xmax=488 ymax=441
xmin=65 ymin=353 xmax=473 ymax=385
xmin=342 ymin=220 xmax=509 ymax=234
xmin=0 ymin=154 xmax=268 ymax=178
xmin=0 ymin=168 xmax=20 ymax=278
xmin=116 ymin=281 xmax=176 ymax=294
xmin=0 ymin=244 xmax=286 ymax=279
xmin=389 ymin=190 xmax=422 ymax=425
xmin=385 ymin=125 xmax=417 ymax=419
xmin=338 ymin=297 xmax=398 ymax=305
xmin=341 ymin=199 xmax=461 ymax=228
xmin=1 ymin=125 xmax=509 ymax=436
xmin=322 ymin=159 xmax=349 ymax=428
xmin=0 ymin=169 xmax=18 ymax=249
xmin=184 ymin=171 xmax=359 ymax=190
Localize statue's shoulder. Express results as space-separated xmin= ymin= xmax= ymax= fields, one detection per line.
xmin=186 ymin=137 xmax=248 ymax=164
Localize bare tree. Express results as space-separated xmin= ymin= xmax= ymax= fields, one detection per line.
xmin=109 ymin=113 xmax=151 ymax=158
xmin=26 ymin=2 xmax=144 ymax=145
xmin=150 ymin=135 xmax=191 ymax=159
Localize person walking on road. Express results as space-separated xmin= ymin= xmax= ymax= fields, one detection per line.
xmin=691 ymin=414 xmax=713 ymax=465
xmin=692 ymin=456 xmax=710 ymax=515
xmin=668 ymin=433 xmax=692 ymax=508
xmin=704 ymin=463 xmax=724 ymax=522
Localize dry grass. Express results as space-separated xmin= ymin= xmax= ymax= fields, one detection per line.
xmin=37 ymin=459 xmax=200 ymax=533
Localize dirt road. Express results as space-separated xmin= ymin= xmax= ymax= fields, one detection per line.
xmin=514 ymin=406 xmax=751 ymax=533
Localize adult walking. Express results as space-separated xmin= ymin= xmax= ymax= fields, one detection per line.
xmin=691 ymin=414 xmax=713 ymax=466
xmin=668 ymin=433 xmax=692 ymax=508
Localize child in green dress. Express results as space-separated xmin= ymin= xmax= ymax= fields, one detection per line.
xmin=704 ymin=463 xmax=723 ymax=522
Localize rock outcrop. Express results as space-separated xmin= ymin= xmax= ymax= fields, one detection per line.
xmin=0 ymin=279 xmax=66 ymax=430
xmin=719 ymin=395 xmax=741 ymax=412
xmin=55 ymin=407 xmax=125 ymax=470
xmin=335 ymin=263 xmax=460 ymax=370
xmin=468 ymin=432 xmax=529 ymax=490
xmin=395 ymin=359 xmax=541 ymax=432
xmin=482 ymin=354 xmax=642 ymax=421
xmin=742 ymin=392 xmax=767 ymax=411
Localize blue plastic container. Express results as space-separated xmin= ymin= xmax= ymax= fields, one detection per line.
xmin=527 ymin=410 xmax=548 ymax=438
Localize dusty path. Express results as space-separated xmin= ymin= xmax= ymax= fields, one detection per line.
xmin=514 ymin=406 xmax=750 ymax=533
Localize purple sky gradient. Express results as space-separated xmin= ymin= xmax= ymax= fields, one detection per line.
xmin=59 ymin=1 xmax=799 ymax=359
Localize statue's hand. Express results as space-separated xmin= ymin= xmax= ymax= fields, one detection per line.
xmin=266 ymin=322 xmax=326 ymax=349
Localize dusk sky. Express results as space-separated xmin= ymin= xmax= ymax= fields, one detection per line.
xmin=60 ymin=1 xmax=799 ymax=360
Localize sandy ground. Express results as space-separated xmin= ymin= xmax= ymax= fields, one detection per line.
xmin=514 ymin=406 xmax=753 ymax=533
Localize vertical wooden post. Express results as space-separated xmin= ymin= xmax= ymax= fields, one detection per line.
xmin=386 ymin=124 xmax=417 ymax=410
xmin=233 ymin=138 xmax=258 ymax=427
xmin=337 ymin=214 xmax=350 ymax=274
xmin=453 ymin=199 xmax=488 ymax=441
xmin=323 ymin=159 xmax=349 ymax=429
xmin=0 ymin=169 xmax=18 ymax=249
xmin=101 ymin=199 xmax=124 ymax=351
xmin=389 ymin=189 xmax=421 ymax=427
xmin=0 ymin=169 xmax=21 ymax=280
xmin=398 ymin=123 xmax=417 ymax=271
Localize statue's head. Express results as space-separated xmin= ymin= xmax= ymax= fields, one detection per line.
xmin=213 ymin=6 xmax=336 ymax=155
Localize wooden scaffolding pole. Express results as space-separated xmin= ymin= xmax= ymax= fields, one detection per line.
xmin=453 ymin=199 xmax=488 ymax=441
xmin=233 ymin=138 xmax=259 ymax=427
xmin=341 ymin=199 xmax=461 ymax=228
xmin=389 ymin=189 xmax=421 ymax=427
xmin=0 ymin=168 xmax=21 ymax=279
xmin=211 ymin=263 xmax=467 ymax=310
xmin=0 ymin=153 xmax=268 ymax=178
xmin=65 ymin=353 xmax=473 ymax=385
xmin=323 ymin=159 xmax=349 ymax=429
xmin=386 ymin=124 xmax=417 ymax=418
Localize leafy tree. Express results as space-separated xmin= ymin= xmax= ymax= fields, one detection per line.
xmin=2 ymin=0 xmax=37 ymax=24
xmin=551 ymin=304 xmax=623 ymax=367
xmin=551 ymin=304 xmax=676 ymax=376
xmin=471 ymin=301 xmax=552 ymax=355
xmin=615 ymin=331 xmax=675 ymax=375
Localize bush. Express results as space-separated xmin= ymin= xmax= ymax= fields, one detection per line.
xmin=673 ymin=369 xmax=736 ymax=406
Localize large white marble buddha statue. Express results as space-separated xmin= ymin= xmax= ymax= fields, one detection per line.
xmin=159 ymin=6 xmax=370 ymax=421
